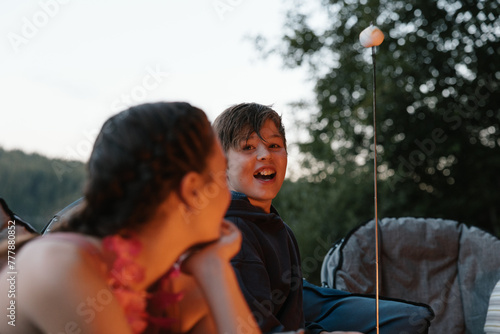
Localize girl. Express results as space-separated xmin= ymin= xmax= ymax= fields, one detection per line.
xmin=0 ymin=102 xmax=260 ymax=334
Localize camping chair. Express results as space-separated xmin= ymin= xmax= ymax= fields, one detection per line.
xmin=41 ymin=197 xmax=83 ymax=234
xmin=320 ymin=217 xmax=500 ymax=333
xmin=0 ymin=198 xmax=39 ymax=268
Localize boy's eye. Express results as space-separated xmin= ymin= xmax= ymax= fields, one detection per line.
xmin=269 ymin=143 xmax=281 ymax=149
xmin=242 ymin=145 xmax=254 ymax=150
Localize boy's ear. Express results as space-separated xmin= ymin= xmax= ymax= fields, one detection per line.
xmin=179 ymin=171 xmax=204 ymax=209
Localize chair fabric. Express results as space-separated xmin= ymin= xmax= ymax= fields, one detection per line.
xmin=485 ymin=279 xmax=500 ymax=333
xmin=320 ymin=217 xmax=500 ymax=334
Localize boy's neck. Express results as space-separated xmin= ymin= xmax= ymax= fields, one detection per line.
xmin=231 ymin=191 xmax=272 ymax=213
xmin=248 ymin=198 xmax=272 ymax=214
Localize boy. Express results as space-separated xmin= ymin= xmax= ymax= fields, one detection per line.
xmin=213 ymin=103 xmax=434 ymax=334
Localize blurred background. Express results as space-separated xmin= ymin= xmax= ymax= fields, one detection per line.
xmin=1 ymin=0 xmax=499 ymax=283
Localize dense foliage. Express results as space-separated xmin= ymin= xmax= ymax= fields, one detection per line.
xmin=0 ymin=147 xmax=85 ymax=231
xmin=264 ymin=0 xmax=500 ymax=282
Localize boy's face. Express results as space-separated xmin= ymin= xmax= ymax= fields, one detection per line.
xmin=226 ymin=119 xmax=287 ymax=212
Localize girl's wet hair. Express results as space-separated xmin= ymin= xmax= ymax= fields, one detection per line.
xmin=65 ymin=102 xmax=215 ymax=237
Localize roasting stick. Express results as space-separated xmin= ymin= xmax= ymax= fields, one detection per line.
xmin=359 ymin=24 xmax=384 ymax=334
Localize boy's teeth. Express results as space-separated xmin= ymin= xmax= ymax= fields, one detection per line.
xmin=255 ymin=169 xmax=274 ymax=176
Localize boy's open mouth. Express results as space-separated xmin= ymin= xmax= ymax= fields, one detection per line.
xmin=253 ymin=168 xmax=276 ymax=181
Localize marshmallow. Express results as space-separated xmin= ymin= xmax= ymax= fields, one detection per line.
xmin=359 ymin=25 xmax=384 ymax=47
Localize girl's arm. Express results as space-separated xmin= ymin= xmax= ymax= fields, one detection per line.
xmin=182 ymin=220 xmax=261 ymax=334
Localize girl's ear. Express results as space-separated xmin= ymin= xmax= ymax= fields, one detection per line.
xmin=179 ymin=171 xmax=204 ymax=209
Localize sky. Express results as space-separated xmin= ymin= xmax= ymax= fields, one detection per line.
xmin=1 ymin=0 xmax=314 ymax=164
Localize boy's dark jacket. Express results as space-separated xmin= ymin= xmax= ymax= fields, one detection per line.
xmin=226 ymin=191 xmax=315 ymax=333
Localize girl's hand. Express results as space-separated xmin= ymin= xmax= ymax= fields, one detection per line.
xmin=181 ymin=220 xmax=241 ymax=275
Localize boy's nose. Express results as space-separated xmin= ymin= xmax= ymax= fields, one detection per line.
xmin=256 ymin=144 xmax=271 ymax=160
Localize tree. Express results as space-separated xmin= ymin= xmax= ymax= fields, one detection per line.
xmin=262 ymin=0 xmax=500 ymax=237
xmin=0 ymin=148 xmax=85 ymax=230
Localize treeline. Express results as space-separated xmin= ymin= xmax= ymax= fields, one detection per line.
xmin=0 ymin=147 xmax=85 ymax=231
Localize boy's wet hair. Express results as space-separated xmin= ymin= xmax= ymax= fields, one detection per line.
xmin=213 ymin=103 xmax=286 ymax=152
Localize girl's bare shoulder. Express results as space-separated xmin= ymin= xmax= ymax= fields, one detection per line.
xmin=0 ymin=234 xmax=115 ymax=333
xmin=18 ymin=234 xmax=104 ymax=280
